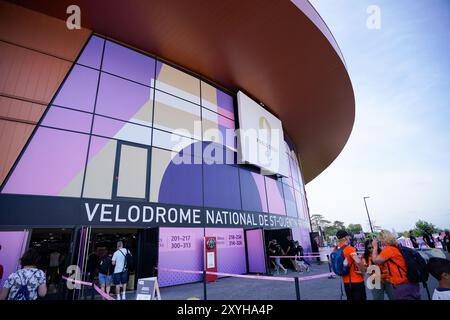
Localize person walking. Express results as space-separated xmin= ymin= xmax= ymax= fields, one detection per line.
xmin=409 ymin=231 xmax=419 ymax=249
xmin=267 ymin=240 xmax=287 ymax=275
xmin=443 ymin=230 xmax=450 ymax=252
xmin=112 ymin=241 xmax=132 ymax=300
xmin=371 ymin=230 xmax=421 ymax=300
xmin=0 ymin=249 xmax=47 ymax=300
xmin=422 ymin=232 xmax=435 ymax=248
xmin=361 ymin=239 xmax=394 ymax=300
xmin=98 ymin=249 xmax=114 ymax=298
xmin=284 ymin=235 xmax=300 ymax=272
xmin=294 ymin=241 xmax=311 ymax=272
xmin=333 ymin=230 xmax=366 ymax=300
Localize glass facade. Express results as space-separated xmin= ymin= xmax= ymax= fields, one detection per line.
xmin=2 ymin=34 xmax=310 ymax=224
xmin=1 ymin=34 xmax=312 ymax=287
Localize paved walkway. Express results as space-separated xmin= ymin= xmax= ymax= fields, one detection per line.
xmin=158 ymin=262 xmax=438 ymax=300
xmin=82 ymin=252 xmax=450 ymax=300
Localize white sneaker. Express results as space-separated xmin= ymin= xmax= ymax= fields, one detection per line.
xmin=284 ymin=269 xmax=288 ymax=274
xmin=116 ymin=294 xmax=121 ymax=300
xmin=122 ymin=293 xmax=126 ymax=300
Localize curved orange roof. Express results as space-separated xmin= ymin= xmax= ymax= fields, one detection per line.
xmin=7 ymin=0 xmax=355 ymax=183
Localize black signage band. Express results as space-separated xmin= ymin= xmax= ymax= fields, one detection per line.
xmin=0 ymin=194 xmax=306 ymax=230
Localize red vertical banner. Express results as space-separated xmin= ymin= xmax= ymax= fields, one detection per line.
xmin=204 ymin=236 xmax=217 ymax=282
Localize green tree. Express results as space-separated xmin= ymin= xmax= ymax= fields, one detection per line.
xmin=310 ymin=214 xmax=331 ymax=232
xmin=323 ymin=221 xmax=346 ymax=240
xmin=413 ymin=220 xmax=440 ymax=236
xmin=347 ymin=224 xmax=363 ymax=237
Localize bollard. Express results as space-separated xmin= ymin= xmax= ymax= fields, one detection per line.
xmin=294 ymin=277 xmax=301 ymax=300
xmin=327 ymin=255 xmax=335 ymax=279
xmin=203 ymin=270 xmax=208 ymax=300
xmin=90 ymin=282 xmax=95 ymax=300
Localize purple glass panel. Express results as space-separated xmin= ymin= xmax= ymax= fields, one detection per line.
xmin=245 ymin=229 xmax=266 ymax=273
xmin=283 ymin=183 xmax=298 ymax=218
xmin=292 ymin=223 xmax=313 ymax=258
xmin=295 ymin=190 xmax=307 ymax=220
xmin=2 ymin=127 xmax=89 ymax=196
xmin=92 ymin=115 xmax=125 ymax=138
xmin=265 ymin=177 xmax=286 ymax=215
xmin=0 ymin=231 xmax=28 ymax=287
xmin=291 ymin=156 xmax=301 ymax=186
xmin=95 ymin=72 xmax=153 ymax=123
xmin=239 ymin=169 xmax=267 ymax=213
xmin=203 ymin=163 xmax=241 ymax=210
xmin=76 ymin=35 xmax=104 ymax=69
xmin=53 ymin=65 xmax=99 ymax=112
xmin=158 ymin=227 xmax=204 ymax=287
xmin=41 ymin=106 xmax=92 ymax=133
xmin=158 ymin=147 xmax=203 ymax=207
xmin=216 ymin=89 xmax=234 ymax=114
xmin=205 ymin=228 xmax=246 ymax=275
xmin=102 ymin=40 xmax=155 ymax=86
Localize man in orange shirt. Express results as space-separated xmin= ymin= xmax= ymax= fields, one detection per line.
xmin=335 ymin=230 xmax=366 ymax=300
xmin=372 ymin=230 xmax=421 ymax=300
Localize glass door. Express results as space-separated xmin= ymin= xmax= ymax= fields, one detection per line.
xmin=244 ymin=228 xmax=267 ymax=274
xmin=112 ymin=141 xmax=151 ymax=201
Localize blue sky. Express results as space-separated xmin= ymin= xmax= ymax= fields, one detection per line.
xmin=306 ymin=0 xmax=450 ymax=232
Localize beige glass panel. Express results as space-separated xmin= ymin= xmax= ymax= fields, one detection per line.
xmin=117 ymin=144 xmax=148 ymax=198
xmin=83 ymin=138 xmax=117 ymax=199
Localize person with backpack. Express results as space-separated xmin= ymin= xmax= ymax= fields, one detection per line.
xmin=112 ymin=241 xmax=132 ymax=300
xmin=0 ymin=248 xmax=47 ymax=300
xmin=331 ymin=230 xmax=366 ymax=300
xmin=371 ymin=230 xmax=426 ymax=300
xmin=361 ymin=239 xmax=394 ymax=300
xmin=98 ymin=249 xmax=114 ymax=298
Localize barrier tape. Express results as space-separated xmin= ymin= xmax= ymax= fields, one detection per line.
xmin=269 ymin=255 xmax=321 ymax=259
xmin=62 ymin=276 xmax=115 ymax=300
xmin=156 ymin=267 xmax=335 ymax=283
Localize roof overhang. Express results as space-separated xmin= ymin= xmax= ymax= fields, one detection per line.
xmin=6 ymin=0 xmax=355 ymax=183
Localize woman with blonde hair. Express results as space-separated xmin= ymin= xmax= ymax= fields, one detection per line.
xmin=371 ymin=230 xmax=421 ymax=300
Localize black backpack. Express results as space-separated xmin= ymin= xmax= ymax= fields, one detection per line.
xmin=389 ymin=246 xmax=429 ymax=283
xmin=120 ymin=249 xmax=134 ymax=272
xmin=98 ymin=255 xmax=113 ymax=275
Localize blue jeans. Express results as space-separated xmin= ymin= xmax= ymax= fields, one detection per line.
xmin=98 ymin=273 xmax=112 ymax=286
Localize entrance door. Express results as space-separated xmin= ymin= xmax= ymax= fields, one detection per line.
xmin=244 ymin=228 xmax=267 ymax=274
xmin=28 ymin=228 xmax=75 ymax=299
xmin=136 ymin=228 xmax=159 ymax=279
xmin=83 ymin=228 xmax=138 ymax=294
xmin=112 ymin=142 xmax=151 ymax=201
xmin=264 ymin=228 xmax=292 ymax=269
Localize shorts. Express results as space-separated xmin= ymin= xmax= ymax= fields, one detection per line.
xmin=113 ymin=271 xmax=128 ymax=285
xmin=98 ymin=273 xmax=112 ymax=286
